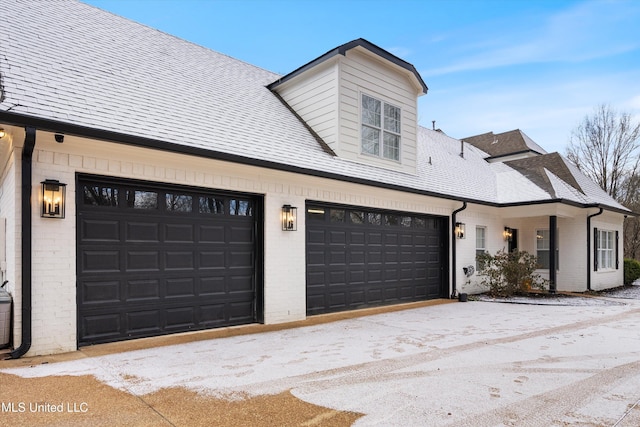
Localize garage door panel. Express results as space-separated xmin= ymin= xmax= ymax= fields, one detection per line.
xmin=199 ymin=251 xmax=225 ymax=269
xmin=230 ymin=225 xmax=253 ymax=243
xmin=81 ymin=219 xmax=120 ymax=241
xmin=230 ymin=250 xmax=253 ymax=268
xmin=367 ymin=232 xmax=382 ymax=244
xmin=330 ymin=250 xmax=346 ymax=265
xmin=330 ymin=230 xmax=346 ymax=244
xmin=307 ymin=250 xmax=325 ymax=266
xmin=307 ymin=204 xmax=445 ymax=315
xmin=165 ymin=307 xmax=196 ymax=329
xmin=308 ymin=229 xmax=326 ymax=244
xmin=348 ymin=251 xmax=365 ymax=264
xmin=165 ymin=251 xmax=195 ymax=270
xmin=329 ymin=270 xmax=346 ymax=284
xmin=82 ymin=313 xmax=121 ymax=340
xmin=307 ymin=272 xmax=326 ymax=286
xmin=165 ymin=223 xmax=194 ymax=242
xmin=126 ymin=222 xmax=160 ymax=242
xmin=228 ymin=301 xmax=254 ymax=322
xmin=349 ymin=290 xmax=365 ymax=305
xmin=229 ymin=275 xmax=254 ymax=292
xmin=83 ymin=250 xmax=120 ymax=272
xmin=384 ymin=287 xmax=398 ymax=300
xmin=329 ymin=292 xmax=346 ymax=308
xmin=200 ymin=303 xmax=226 ymax=324
xmin=166 ymin=278 xmax=195 ymax=298
xmin=349 ymin=231 xmax=365 ymax=244
xmin=126 ymin=310 xmax=161 ymax=334
xmin=384 ymin=233 xmax=398 ymax=245
xmin=127 ymin=279 xmax=160 ymax=301
xmin=367 ymin=288 xmax=382 ymax=303
xmin=384 ymin=268 xmax=398 ymax=280
xmin=199 ymin=276 xmax=226 ymax=294
xmin=348 ymin=269 xmax=364 ymax=283
xmin=78 ymin=177 xmax=259 ymax=346
xmin=81 ymin=280 xmax=120 ymax=304
xmin=200 ymin=225 xmax=225 ymax=243
xmin=126 ymin=251 xmax=160 ymax=271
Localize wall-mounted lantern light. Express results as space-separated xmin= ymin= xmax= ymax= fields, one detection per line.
xmin=455 ymin=222 xmax=465 ymax=239
xmin=503 ymin=227 xmax=513 ymax=242
xmin=0 ymin=128 xmax=6 ymax=139
xmin=41 ymin=179 xmax=66 ymax=218
xmin=282 ymin=204 xmax=297 ymax=231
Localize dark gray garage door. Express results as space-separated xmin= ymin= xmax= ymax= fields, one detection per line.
xmin=306 ymin=203 xmax=447 ymax=315
xmin=76 ymin=176 xmax=261 ymax=345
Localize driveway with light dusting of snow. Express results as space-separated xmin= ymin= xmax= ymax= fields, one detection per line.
xmin=2 ymin=288 xmax=640 ymax=426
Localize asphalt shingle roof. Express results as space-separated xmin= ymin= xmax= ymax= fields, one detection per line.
xmin=0 ymin=0 xmax=629 ymax=213
xmin=463 ymin=129 xmax=548 ymax=159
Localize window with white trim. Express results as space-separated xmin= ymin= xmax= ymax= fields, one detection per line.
xmin=597 ymin=229 xmax=615 ymax=270
xmin=476 ymin=226 xmax=486 ymax=270
xmin=536 ymin=229 xmax=559 ymax=270
xmin=361 ymin=94 xmax=401 ymax=161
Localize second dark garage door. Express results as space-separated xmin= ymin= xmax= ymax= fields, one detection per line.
xmin=76 ymin=176 xmax=261 ymax=345
xmin=306 ymin=203 xmax=447 ymax=315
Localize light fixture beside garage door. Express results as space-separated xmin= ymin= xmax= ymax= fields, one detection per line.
xmin=40 ymin=179 xmax=66 ymax=218
xmin=282 ymin=205 xmax=297 ymax=231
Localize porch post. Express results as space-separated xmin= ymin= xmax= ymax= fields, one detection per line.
xmin=549 ymin=215 xmax=557 ymax=293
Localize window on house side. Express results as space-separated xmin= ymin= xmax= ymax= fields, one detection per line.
xmin=536 ymin=229 xmax=559 ymax=270
xmin=361 ymin=94 xmax=401 ymax=161
xmin=597 ymin=230 xmax=615 ymax=269
xmin=476 ymin=226 xmax=486 ymax=270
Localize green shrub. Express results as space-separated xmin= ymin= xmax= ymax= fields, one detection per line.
xmin=624 ymin=259 xmax=640 ymax=285
xmin=476 ymin=249 xmax=548 ymax=297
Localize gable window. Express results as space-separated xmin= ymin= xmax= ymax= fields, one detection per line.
xmin=596 ymin=229 xmax=616 ymax=270
xmin=361 ymin=94 xmax=401 ymax=161
xmin=536 ymin=229 xmax=559 ymax=270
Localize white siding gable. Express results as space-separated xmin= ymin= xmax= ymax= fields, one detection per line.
xmin=274 ymin=45 xmax=422 ymax=175
xmin=274 ymin=58 xmax=340 ymax=150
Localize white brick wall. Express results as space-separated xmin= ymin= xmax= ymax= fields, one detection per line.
xmin=0 ymin=133 xmax=22 ymax=349
xmin=591 ymin=213 xmax=625 ymax=291
xmin=21 ymin=131 xmax=461 ymax=355
xmin=454 ymin=207 xmax=625 ymax=295
xmin=6 ymin=129 xmax=627 ymax=356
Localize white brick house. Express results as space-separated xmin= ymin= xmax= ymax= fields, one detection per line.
xmin=0 ymin=0 xmax=630 ymax=357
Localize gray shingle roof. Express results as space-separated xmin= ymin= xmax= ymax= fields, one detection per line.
xmin=0 ymin=0 xmax=629 ymax=213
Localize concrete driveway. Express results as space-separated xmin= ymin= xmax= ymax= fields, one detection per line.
xmin=2 ymin=293 xmax=640 ymax=426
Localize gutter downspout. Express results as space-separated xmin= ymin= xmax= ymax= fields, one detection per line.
xmin=586 ymin=207 xmax=604 ymax=292
xmin=451 ymin=202 xmax=467 ymax=298
xmin=9 ymin=127 xmax=35 ymax=359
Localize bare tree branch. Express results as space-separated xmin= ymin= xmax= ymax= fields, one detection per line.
xmin=565 ymin=104 xmax=640 ymax=259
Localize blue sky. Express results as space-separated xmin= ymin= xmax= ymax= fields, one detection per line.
xmin=83 ymin=0 xmax=640 ymax=154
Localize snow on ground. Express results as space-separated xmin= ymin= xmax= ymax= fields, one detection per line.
xmin=2 ymin=289 xmax=640 ymax=426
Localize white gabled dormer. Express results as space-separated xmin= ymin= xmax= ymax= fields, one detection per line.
xmin=268 ymin=38 xmax=427 ymax=175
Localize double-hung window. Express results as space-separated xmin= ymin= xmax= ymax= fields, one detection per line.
xmin=536 ymin=229 xmax=559 ymax=270
xmin=476 ymin=226 xmax=486 ymax=270
xmin=361 ymin=94 xmax=401 ymax=161
xmin=596 ymin=229 xmax=616 ymax=270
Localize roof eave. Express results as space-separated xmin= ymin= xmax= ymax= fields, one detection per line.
xmin=267 ymin=38 xmax=428 ymax=94
xmin=1 ymin=111 xmax=630 ymax=216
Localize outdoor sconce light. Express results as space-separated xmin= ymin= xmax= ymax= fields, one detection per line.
xmin=503 ymin=227 xmax=513 ymax=241
xmin=282 ymin=204 xmax=297 ymax=231
xmin=0 ymin=128 xmax=5 ymax=139
xmin=41 ymin=179 xmax=66 ymax=218
xmin=455 ymin=222 xmax=465 ymax=239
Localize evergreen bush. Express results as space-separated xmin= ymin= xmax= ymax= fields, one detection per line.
xmin=624 ymin=259 xmax=640 ymax=285
xmin=476 ymin=249 xmax=548 ymax=297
